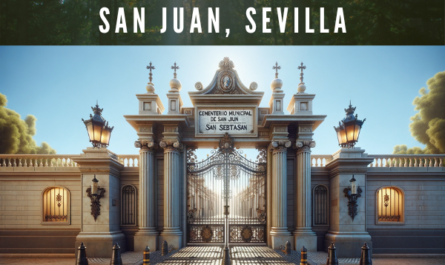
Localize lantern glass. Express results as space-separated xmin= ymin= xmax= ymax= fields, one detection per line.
xmin=345 ymin=123 xmax=356 ymax=142
xmin=93 ymin=122 xmax=104 ymax=142
xmin=100 ymin=127 xmax=111 ymax=146
xmin=84 ymin=120 xmax=94 ymax=141
xmin=354 ymin=124 xmax=362 ymax=141
xmin=91 ymin=176 xmax=98 ymax=196
xmin=351 ymin=178 xmax=357 ymax=195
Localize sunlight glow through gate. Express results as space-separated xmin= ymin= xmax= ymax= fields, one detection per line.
xmin=186 ymin=133 xmax=267 ymax=245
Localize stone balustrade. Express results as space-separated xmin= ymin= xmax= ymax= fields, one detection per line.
xmin=1 ymin=154 xmax=443 ymax=168
xmin=0 ymin=154 xmax=80 ymax=167
xmin=311 ymin=155 xmax=333 ymax=167
xmin=118 ymin=155 xmax=139 ymax=167
xmin=368 ymin=154 xmax=444 ymax=168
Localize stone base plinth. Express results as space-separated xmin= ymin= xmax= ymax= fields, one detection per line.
xmin=160 ymin=229 xmax=183 ymax=250
xmin=294 ymin=230 xmax=317 ymax=252
xmin=75 ymin=232 xmax=126 ymax=258
xmin=325 ymin=231 xmax=372 ymax=258
xmin=270 ymin=228 xmax=293 ymax=249
xmin=134 ymin=230 xmax=158 ymax=252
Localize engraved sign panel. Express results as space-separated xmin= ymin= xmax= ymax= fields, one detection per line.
xmin=197 ymin=109 xmax=255 ymax=136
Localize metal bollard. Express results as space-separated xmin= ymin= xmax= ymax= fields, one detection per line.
xmin=359 ymin=243 xmax=372 ymax=265
xmin=76 ymin=242 xmax=89 ymax=265
xmin=162 ymin=241 xmax=169 ymax=256
xmin=285 ymin=241 xmax=291 ymax=256
xmin=326 ymin=243 xmax=338 ymax=265
xmin=300 ymin=245 xmax=307 ymax=265
xmin=143 ymin=246 xmax=150 ymax=265
xmin=110 ymin=243 xmax=123 ymax=265
xmin=223 ymin=246 xmax=231 ymax=265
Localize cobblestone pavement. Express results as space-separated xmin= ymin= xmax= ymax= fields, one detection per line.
xmin=1 ymin=249 xmax=445 ymax=265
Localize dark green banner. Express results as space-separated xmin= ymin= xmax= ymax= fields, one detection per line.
xmin=1 ymin=0 xmax=444 ymax=45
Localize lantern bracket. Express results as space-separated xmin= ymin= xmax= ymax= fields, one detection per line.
xmin=86 ymin=187 xmax=106 ymax=221
xmin=343 ymin=186 xmax=362 ymax=221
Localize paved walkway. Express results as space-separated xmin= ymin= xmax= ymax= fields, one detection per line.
xmin=1 ymin=247 xmax=445 ymax=264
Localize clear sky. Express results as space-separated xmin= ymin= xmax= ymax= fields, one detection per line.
xmin=0 ymin=46 xmax=444 ymax=160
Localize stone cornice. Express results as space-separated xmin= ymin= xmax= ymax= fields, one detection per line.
xmin=72 ymin=148 xmax=124 ymax=178
xmin=325 ymin=157 xmax=374 ymax=178
xmin=124 ymin=114 xmax=191 ymax=131
xmin=260 ymin=115 xmax=326 ymax=130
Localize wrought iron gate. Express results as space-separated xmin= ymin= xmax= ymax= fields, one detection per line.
xmin=186 ymin=133 xmax=267 ymax=245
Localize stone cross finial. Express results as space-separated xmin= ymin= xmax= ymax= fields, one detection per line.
xmin=171 ymin=62 xmax=179 ymax=78
xmin=146 ymin=62 xmax=155 ymax=83
xmin=273 ymin=62 xmax=281 ymax=78
xmin=298 ymin=62 xmax=306 ymax=84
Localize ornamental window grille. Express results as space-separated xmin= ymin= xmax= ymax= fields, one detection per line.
xmin=121 ymin=185 xmax=137 ymax=226
xmin=313 ymin=185 xmax=328 ymax=225
xmin=43 ymin=187 xmax=69 ymax=223
xmin=377 ymin=187 xmax=404 ymax=223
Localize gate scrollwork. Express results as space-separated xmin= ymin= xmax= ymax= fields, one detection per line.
xmin=186 ymin=133 xmax=267 ymax=244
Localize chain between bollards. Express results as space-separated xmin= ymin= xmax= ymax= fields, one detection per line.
xmin=76 ymin=242 xmax=88 ymax=265
xmin=143 ymin=246 xmax=150 ymax=265
xmin=110 ymin=243 xmax=123 ymax=265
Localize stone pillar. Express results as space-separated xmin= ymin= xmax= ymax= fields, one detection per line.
xmin=160 ymin=140 xmax=183 ymax=249
xmin=270 ymin=140 xmax=293 ymax=249
xmin=325 ymin=147 xmax=374 ymax=258
xmin=294 ymin=141 xmax=317 ymax=252
xmin=73 ymin=147 xmax=125 ymax=258
xmin=134 ymin=141 xmax=158 ymax=251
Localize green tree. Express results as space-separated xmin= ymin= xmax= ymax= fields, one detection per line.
xmin=394 ymin=71 xmax=445 ymax=154
xmin=0 ymin=93 xmax=56 ymax=154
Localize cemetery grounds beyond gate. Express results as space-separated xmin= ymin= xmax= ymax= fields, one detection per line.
xmin=186 ymin=133 xmax=267 ymax=245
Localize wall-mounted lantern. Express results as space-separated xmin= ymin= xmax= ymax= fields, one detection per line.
xmin=86 ymin=175 xmax=106 ymax=221
xmin=343 ymin=175 xmax=362 ymax=220
xmin=334 ymin=101 xmax=366 ymax=148
xmin=82 ymin=103 xmax=114 ymax=148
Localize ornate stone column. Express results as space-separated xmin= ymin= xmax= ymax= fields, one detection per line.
xmin=294 ymin=140 xmax=317 ymax=252
xmin=134 ymin=141 xmax=158 ymax=251
xmin=270 ymin=140 xmax=293 ymax=249
xmin=160 ymin=140 xmax=183 ymax=249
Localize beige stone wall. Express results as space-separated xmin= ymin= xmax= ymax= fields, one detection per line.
xmin=366 ymin=172 xmax=445 ymax=229
xmin=0 ymin=170 xmax=81 ymax=229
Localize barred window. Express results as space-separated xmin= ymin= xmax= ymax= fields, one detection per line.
xmin=313 ymin=185 xmax=329 ymax=225
xmin=42 ymin=187 xmax=70 ymax=224
xmin=377 ymin=187 xmax=404 ymax=223
xmin=121 ymin=185 xmax=137 ymax=226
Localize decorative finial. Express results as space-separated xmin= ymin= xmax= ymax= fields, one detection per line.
xmin=273 ymin=62 xmax=281 ymax=78
xmin=171 ymin=62 xmax=179 ymax=79
xmin=298 ymin=62 xmax=306 ymax=84
xmin=146 ymin=62 xmax=155 ymax=83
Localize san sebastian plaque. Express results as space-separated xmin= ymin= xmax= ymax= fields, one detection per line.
xmin=196 ymin=107 xmax=257 ymax=137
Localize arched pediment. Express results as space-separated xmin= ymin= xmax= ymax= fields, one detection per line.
xmin=189 ymin=57 xmax=264 ymax=106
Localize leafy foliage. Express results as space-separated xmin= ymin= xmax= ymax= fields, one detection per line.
xmin=0 ymin=0 xmax=443 ymax=44
xmin=394 ymin=71 xmax=445 ymax=154
xmin=0 ymin=93 xmax=56 ymax=154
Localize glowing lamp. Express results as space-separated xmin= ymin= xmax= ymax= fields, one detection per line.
xmin=334 ymin=102 xmax=366 ymax=148
xmin=350 ymin=175 xmax=357 ymax=195
xmin=82 ymin=103 xmax=114 ymax=148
